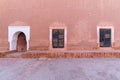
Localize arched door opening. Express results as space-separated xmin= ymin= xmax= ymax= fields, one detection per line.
xmin=8 ymin=26 xmax=30 ymax=51
xmin=11 ymin=32 xmax=27 ymax=52
xmin=17 ymin=32 xmax=27 ymax=52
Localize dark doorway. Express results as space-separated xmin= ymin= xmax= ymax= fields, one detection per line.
xmin=17 ymin=32 xmax=27 ymax=52
xmin=52 ymin=29 xmax=64 ymax=48
xmin=100 ymin=29 xmax=111 ymax=47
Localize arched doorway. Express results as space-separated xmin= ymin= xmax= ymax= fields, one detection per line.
xmin=8 ymin=26 xmax=30 ymax=51
xmin=17 ymin=32 xmax=27 ymax=52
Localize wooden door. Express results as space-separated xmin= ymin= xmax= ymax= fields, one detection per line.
xmin=100 ymin=29 xmax=111 ymax=47
xmin=17 ymin=32 xmax=27 ymax=52
xmin=52 ymin=29 xmax=64 ymax=48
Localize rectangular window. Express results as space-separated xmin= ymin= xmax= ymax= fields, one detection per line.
xmin=52 ymin=29 xmax=64 ymax=48
xmin=99 ymin=29 xmax=111 ymax=47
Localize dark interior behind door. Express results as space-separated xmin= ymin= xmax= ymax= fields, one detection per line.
xmin=100 ymin=29 xmax=111 ymax=47
xmin=52 ymin=29 xmax=64 ymax=48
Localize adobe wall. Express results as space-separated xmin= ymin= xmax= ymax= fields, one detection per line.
xmin=0 ymin=0 xmax=120 ymax=50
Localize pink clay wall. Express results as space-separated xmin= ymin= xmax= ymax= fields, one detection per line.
xmin=0 ymin=0 xmax=120 ymax=50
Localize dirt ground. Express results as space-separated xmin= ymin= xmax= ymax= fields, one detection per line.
xmin=0 ymin=58 xmax=120 ymax=80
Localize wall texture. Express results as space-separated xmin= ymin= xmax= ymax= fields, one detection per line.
xmin=0 ymin=0 xmax=120 ymax=50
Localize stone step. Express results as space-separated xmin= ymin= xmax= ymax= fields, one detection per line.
xmin=22 ymin=51 xmax=120 ymax=58
xmin=2 ymin=50 xmax=120 ymax=58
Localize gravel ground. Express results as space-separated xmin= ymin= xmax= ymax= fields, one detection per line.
xmin=0 ymin=58 xmax=120 ymax=80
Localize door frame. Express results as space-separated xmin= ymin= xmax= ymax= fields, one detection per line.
xmin=97 ymin=26 xmax=114 ymax=48
xmin=49 ymin=27 xmax=67 ymax=50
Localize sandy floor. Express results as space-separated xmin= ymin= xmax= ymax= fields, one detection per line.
xmin=0 ymin=58 xmax=120 ymax=80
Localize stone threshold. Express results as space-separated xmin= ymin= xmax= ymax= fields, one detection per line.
xmin=1 ymin=50 xmax=120 ymax=58
xmin=22 ymin=50 xmax=120 ymax=58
